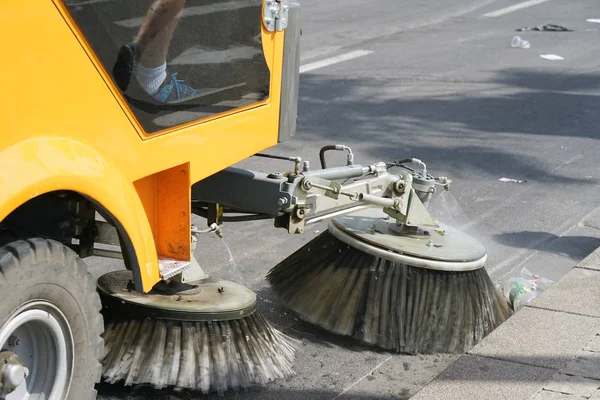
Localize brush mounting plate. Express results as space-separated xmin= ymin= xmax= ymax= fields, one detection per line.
xmin=97 ymin=270 xmax=257 ymax=321
xmin=329 ymin=209 xmax=487 ymax=270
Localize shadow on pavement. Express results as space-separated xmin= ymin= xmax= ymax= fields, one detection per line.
xmin=96 ymin=383 xmax=410 ymax=400
xmin=492 ymin=68 xmax=600 ymax=92
xmin=494 ymin=231 xmax=600 ymax=260
xmin=287 ymin=69 xmax=600 ymax=185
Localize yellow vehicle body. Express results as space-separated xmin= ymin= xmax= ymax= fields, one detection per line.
xmin=0 ymin=1 xmax=288 ymax=292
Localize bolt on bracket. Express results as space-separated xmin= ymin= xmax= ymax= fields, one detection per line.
xmin=263 ymin=0 xmax=289 ymax=32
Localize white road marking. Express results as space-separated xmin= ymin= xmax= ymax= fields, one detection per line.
xmin=483 ymin=0 xmax=553 ymax=17
xmin=299 ymin=50 xmax=373 ymax=74
xmin=540 ymin=54 xmax=565 ymax=61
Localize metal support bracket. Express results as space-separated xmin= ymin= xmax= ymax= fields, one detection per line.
xmin=93 ymin=221 xmax=204 ymax=282
xmin=158 ymin=257 xmax=191 ymax=281
xmin=264 ymin=0 xmax=289 ymax=32
xmin=173 ymin=233 xmax=208 ymax=283
xmin=384 ymin=189 xmax=437 ymax=227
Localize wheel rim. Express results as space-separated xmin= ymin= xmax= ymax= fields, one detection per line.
xmin=0 ymin=301 xmax=74 ymax=400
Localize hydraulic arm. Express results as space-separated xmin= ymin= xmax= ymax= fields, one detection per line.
xmin=191 ymin=145 xmax=452 ymax=234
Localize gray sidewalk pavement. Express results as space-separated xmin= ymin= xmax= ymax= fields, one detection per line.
xmin=411 ymin=248 xmax=600 ymax=400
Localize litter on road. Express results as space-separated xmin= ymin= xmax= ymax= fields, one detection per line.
xmin=586 ymin=18 xmax=600 ymax=23
xmin=517 ymin=24 xmax=572 ymax=32
xmin=499 ymin=177 xmax=527 ymax=183
xmin=503 ymin=267 xmax=554 ymax=311
xmin=511 ymin=36 xmax=531 ymax=49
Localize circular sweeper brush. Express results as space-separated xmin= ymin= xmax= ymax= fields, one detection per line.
xmin=267 ymin=212 xmax=512 ymax=354
xmin=97 ymin=271 xmax=295 ymax=394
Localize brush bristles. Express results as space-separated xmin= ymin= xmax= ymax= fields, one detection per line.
xmin=267 ymin=230 xmax=512 ymax=354
xmin=101 ymin=311 xmax=296 ymax=394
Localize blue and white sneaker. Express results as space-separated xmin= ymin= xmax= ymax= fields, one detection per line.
xmin=152 ymin=73 xmax=247 ymax=104
xmin=152 ymin=72 xmax=203 ymax=104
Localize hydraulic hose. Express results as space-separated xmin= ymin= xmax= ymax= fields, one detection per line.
xmin=319 ymin=145 xmax=355 ymax=169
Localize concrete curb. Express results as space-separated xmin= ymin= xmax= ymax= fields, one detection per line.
xmin=411 ymin=245 xmax=600 ymax=400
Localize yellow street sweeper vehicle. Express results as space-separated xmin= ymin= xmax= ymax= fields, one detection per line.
xmin=0 ymin=1 xmax=511 ymax=399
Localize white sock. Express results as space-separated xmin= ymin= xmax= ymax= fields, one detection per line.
xmin=135 ymin=63 xmax=167 ymax=95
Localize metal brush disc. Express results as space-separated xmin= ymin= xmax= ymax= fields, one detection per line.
xmin=328 ymin=212 xmax=487 ymax=272
xmin=97 ymin=270 xmax=256 ymax=321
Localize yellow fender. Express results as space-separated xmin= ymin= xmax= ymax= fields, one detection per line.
xmin=0 ymin=136 xmax=160 ymax=293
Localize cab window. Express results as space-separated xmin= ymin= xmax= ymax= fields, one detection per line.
xmin=62 ymin=0 xmax=270 ymax=133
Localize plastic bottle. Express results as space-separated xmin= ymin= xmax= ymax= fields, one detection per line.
xmin=511 ymin=36 xmax=531 ymax=49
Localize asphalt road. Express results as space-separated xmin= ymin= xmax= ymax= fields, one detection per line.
xmin=94 ymin=0 xmax=600 ymax=398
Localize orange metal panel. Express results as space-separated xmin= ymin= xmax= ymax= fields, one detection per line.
xmin=135 ymin=164 xmax=191 ymax=262
xmin=156 ymin=163 xmax=191 ymax=260
xmin=133 ymin=176 xmax=158 ymax=245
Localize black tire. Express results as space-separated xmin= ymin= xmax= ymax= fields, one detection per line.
xmin=0 ymin=238 xmax=104 ymax=400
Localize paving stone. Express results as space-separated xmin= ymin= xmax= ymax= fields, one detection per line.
xmin=530 ymin=389 xmax=585 ymax=399
xmin=336 ymin=354 xmax=457 ymax=400
xmin=470 ymin=307 xmax=600 ymax=370
xmin=529 ymin=268 xmax=600 ymax=317
xmin=336 ymin=382 xmax=421 ymax=400
xmin=562 ymin=351 xmax=600 ymax=380
xmin=544 ymin=373 xmax=600 ymax=398
xmin=411 ymin=355 xmax=553 ymax=400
